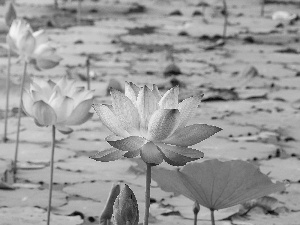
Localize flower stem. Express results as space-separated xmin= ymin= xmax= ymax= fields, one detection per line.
xmin=222 ymin=0 xmax=228 ymax=41
xmin=144 ymin=163 xmax=151 ymax=225
xmin=54 ymin=0 xmax=58 ymax=9
xmin=210 ymin=209 xmax=215 ymax=225
xmin=77 ymin=0 xmax=82 ymax=25
xmin=3 ymin=48 xmax=11 ymax=143
xmin=194 ymin=212 xmax=198 ymax=225
xmin=86 ymin=56 xmax=90 ymax=90
xmin=261 ymin=0 xmax=265 ymax=17
xmin=13 ymin=61 xmax=27 ymax=175
xmin=47 ymin=125 xmax=56 ymax=225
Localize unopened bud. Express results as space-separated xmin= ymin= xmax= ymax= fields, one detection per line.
xmin=100 ymin=183 xmax=120 ymax=225
xmin=5 ymin=2 xmax=17 ymax=27
xmin=113 ymin=184 xmax=139 ymax=225
xmin=193 ymin=201 xmax=200 ymax=215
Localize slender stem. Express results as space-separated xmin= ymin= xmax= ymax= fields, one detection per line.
xmin=86 ymin=57 xmax=90 ymax=90
xmin=3 ymin=48 xmax=11 ymax=143
xmin=193 ymin=202 xmax=199 ymax=225
xmin=77 ymin=0 xmax=82 ymax=25
xmin=261 ymin=0 xmax=265 ymax=17
xmin=47 ymin=125 xmax=56 ymax=225
xmin=13 ymin=61 xmax=27 ymax=175
xmin=222 ymin=0 xmax=228 ymax=41
xmin=194 ymin=211 xmax=198 ymax=225
xmin=210 ymin=209 xmax=215 ymax=225
xmin=54 ymin=0 xmax=58 ymax=9
xmin=144 ymin=163 xmax=151 ymax=225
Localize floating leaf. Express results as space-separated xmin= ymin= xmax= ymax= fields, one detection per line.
xmin=152 ymin=159 xmax=285 ymax=210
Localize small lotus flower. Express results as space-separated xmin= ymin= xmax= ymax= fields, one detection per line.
xmin=113 ymin=184 xmax=139 ymax=225
xmin=22 ymin=76 xmax=94 ymax=134
xmin=7 ymin=19 xmax=61 ymax=69
xmin=92 ymin=82 xmax=221 ymax=166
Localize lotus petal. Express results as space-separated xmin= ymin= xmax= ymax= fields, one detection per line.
xmin=65 ymin=99 xmax=93 ymax=125
xmin=52 ymin=96 xmax=74 ymax=123
xmin=177 ymin=92 xmax=203 ymax=129
xmin=158 ymin=86 xmax=179 ymax=109
xmin=91 ymin=148 xmax=125 ymax=162
xmin=152 ymin=84 xmax=162 ymax=102
xmin=56 ymin=125 xmax=73 ymax=134
xmin=125 ymin=82 xmax=139 ymax=104
xmin=93 ymin=104 xmax=129 ymax=137
xmin=147 ymin=109 xmax=180 ymax=141
xmin=156 ymin=143 xmax=203 ymax=166
xmin=164 ymin=124 xmax=222 ymax=146
xmin=32 ymin=100 xmax=57 ymax=126
xmin=4 ymin=2 xmax=16 ymax=27
xmin=111 ymin=89 xmax=140 ymax=133
xmin=107 ymin=136 xmax=146 ymax=152
xmin=22 ymin=90 xmax=34 ymax=116
xmin=136 ymin=85 xmax=158 ymax=131
xmin=140 ymin=142 xmax=163 ymax=165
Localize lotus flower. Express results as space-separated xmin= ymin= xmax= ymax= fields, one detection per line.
xmin=92 ymin=82 xmax=221 ymax=166
xmin=7 ymin=19 xmax=61 ymax=70
xmin=113 ymin=184 xmax=139 ymax=225
xmin=22 ymin=76 xmax=94 ymax=134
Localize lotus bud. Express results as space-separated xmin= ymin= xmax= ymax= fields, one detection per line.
xmin=100 ymin=183 xmax=120 ymax=225
xmin=193 ymin=201 xmax=200 ymax=215
xmin=113 ymin=184 xmax=139 ymax=225
xmin=5 ymin=2 xmax=17 ymax=27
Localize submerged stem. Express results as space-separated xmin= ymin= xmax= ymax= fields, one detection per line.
xmin=4 ymin=48 xmax=11 ymax=143
xmin=47 ymin=125 xmax=56 ymax=225
xmin=144 ymin=163 xmax=152 ymax=225
xmin=13 ymin=61 xmax=27 ymax=175
xmin=210 ymin=209 xmax=215 ymax=225
xmin=261 ymin=0 xmax=265 ymax=17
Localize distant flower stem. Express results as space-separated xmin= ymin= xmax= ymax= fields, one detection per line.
xmin=144 ymin=163 xmax=152 ymax=225
xmin=261 ymin=0 xmax=265 ymax=17
xmin=210 ymin=209 xmax=215 ymax=225
xmin=54 ymin=0 xmax=58 ymax=9
xmin=86 ymin=57 xmax=90 ymax=90
xmin=13 ymin=61 xmax=27 ymax=175
xmin=3 ymin=48 xmax=11 ymax=143
xmin=77 ymin=0 xmax=82 ymax=25
xmin=47 ymin=125 xmax=56 ymax=225
xmin=222 ymin=0 xmax=228 ymax=41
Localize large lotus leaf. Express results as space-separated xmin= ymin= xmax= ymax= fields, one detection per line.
xmin=152 ymin=159 xmax=285 ymax=211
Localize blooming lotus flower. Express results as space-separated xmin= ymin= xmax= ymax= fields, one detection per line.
xmin=92 ymin=82 xmax=221 ymax=166
xmin=22 ymin=77 xmax=94 ymax=134
xmin=7 ymin=19 xmax=61 ymax=70
xmin=113 ymin=184 xmax=139 ymax=225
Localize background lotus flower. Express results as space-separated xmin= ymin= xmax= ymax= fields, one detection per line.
xmin=22 ymin=76 xmax=94 ymax=134
xmin=113 ymin=184 xmax=139 ymax=225
xmin=92 ymin=82 xmax=221 ymax=166
xmin=7 ymin=19 xmax=61 ymax=70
